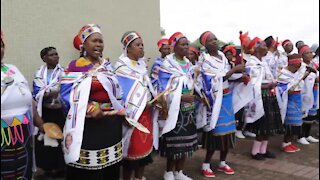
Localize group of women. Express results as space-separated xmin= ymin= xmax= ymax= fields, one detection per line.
xmin=1 ymin=24 xmax=319 ymax=180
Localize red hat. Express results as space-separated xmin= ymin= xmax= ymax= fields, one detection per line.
xmin=299 ymin=45 xmax=311 ymax=55
xmin=223 ymin=45 xmax=236 ymax=57
xmin=288 ymin=53 xmax=302 ymax=65
xmin=73 ymin=35 xmax=81 ymax=50
xmin=281 ymin=39 xmax=291 ymax=48
xmin=200 ymin=31 xmax=213 ymax=46
xmin=239 ymin=31 xmax=251 ymax=47
xmin=157 ymin=38 xmax=169 ymax=49
xmin=248 ymin=37 xmax=264 ymax=51
xmin=189 ymin=45 xmax=199 ymax=60
xmin=169 ymin=32 xmax=186 ymax=47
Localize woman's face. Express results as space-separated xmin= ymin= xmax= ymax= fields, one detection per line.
xmin=174 ymin=37 xmax=189 ymax=57
xmin=291 ymin=62 xmax=302 ymax=71
xmin=225 ymin=51 xmax=233 ymax=62
xmin=127 ymin=38 xmax=144 ymax=60
xmin=187 ymin=50 xmax=196 ymax=64
xmin=44 ymin=49 xmax=59 ymax=67
xmin=83 ymin=33 xmax=104 ymax=60
xmin=160 ymin=44 xmax=171 ymax=57
xmin=65 ymin=134 xmax=73 ymax=148
xmin=1 ymin=40 xmax=4 ymax=62
xmin=302 ymin=49 xmax=313 ymax=63
xmin=284 ymin=43 xmax=293 ymax=53
xmin=205 ymin=33 xmax=218 ymax=51
xmin=258 ymin=44 xmax=268 ymax=57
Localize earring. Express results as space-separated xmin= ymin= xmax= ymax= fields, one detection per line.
xmin=83 ymin=50 xmax=87 ymax=57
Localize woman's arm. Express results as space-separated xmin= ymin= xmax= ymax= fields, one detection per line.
xmin=32 ymin=100 xmax=44 ymax=132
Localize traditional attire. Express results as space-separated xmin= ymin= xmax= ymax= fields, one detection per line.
xmin=61 ymin=25 xmax=124 ymax=180
xmin=151 ymin=56 xmax=165 ymax=92
xmin=200 ymin=51 xmax=237 ymax=150
xmin=61 ymin=58 xmax=124 ymax=179
xmin=114 ymin=32 xmax=155 ymax=171
xmin=158 ymin=53 xmax=198 ymax=159
xmin=151 ymin=39 xmax=169 ymax=92
xmin=1 ymin=64 xmax=34 ymax=180
xmin=300 ymin=61 xmax=319 ymax=136
xmin=277 ymin=67 xmax=305 ymax=136
xmin=262 ymin=51 xmax=280 ymax=78
xmin=245 ymin=55 xmax=283 ymax=135
xmin=33 ymin=64 xmax=66 ymax=172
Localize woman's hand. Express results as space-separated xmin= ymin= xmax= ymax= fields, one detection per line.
xmin=86 ymin=107 xmax=104 ymax=119
xmin=232 ymin=64 xmax=245 ymax=73
xmin=268 ymin=82 xmax=277 ymax=89
xmin=288 ymin=88 xmax=295 ymax=95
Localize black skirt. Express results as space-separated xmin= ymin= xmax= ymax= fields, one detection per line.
xmin=122 ymin=154 xmax=153 ymax=170
xmin=284 ymin=124 xmax=302 ymax=136
xmin=159 ymin=109 xmax=198 ymax=160
xmin=246 ymin=90 xmax=283 ymax=136
xmin=235 ymin=108 xmax=245 ymax=130
xmin=66 ymin=115 xmax=124 ymax=178
xmin=202 ymin=132 xmax=236 ymax=151
xmin=35 ymin=107 xmax=66 ymax=171
xmin=1 ymin=124 xmax=33 ymax=180
xmin=303 ymin=114 xmax=318 ymax=124
xmin=66 ymin=163 xmax=120 ymax=180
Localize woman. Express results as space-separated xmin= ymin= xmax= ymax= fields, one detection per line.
xmin=187 ymin=44 xmax=207 ymax=146
xmin=150 ymin=38 xmax=170 ymax=91
xmin=222 ymin=45 xmax=237 ymax=66
xmin=60 ymin=24 xmax=125 ymax=180
xmin=158 ymin=32 xmax=198 ymax=180
xmin=199 ymin=31 xmax=245 ymax=178
xmin=187 ymin=44 xmax=200 ymax=66
xmin=114 ymin=31 xmax=155 ymax=180
xmin=222 ymin=44 xmax=246 ymax=140
xmin=297 ymin=45 xmax=319 ymax=145
xmin=33 ymin=47 xmax=65 ymax=177
xmin=238 ymin=31 xmax=257 ymax=139
xmin=1 ymin=30 xmax=44 ymax=179
xmin=277 ymin=54 xmax=310 ymax=153
xmin=245 ymin=37 xmax=283 ymax=160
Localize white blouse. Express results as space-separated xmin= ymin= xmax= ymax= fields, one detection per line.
xmin=1 ymin=64 xmax=32 ymax=119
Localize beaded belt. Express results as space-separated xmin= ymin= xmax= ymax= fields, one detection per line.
xmin=1 ymin=111 xmax=31 ymax=147
xmin=68 ymin=141 xmax=123 ymax=170
xmin=87 ymin=101 xmax=114 ymax=113
xmin=292 ymin=91 xmax=301 ymax=94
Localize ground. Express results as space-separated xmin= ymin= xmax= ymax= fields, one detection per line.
xmin=34 ymin=126 xmax=319 ymax=180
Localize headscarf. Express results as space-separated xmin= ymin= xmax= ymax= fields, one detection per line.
xmin=74 ymin=24 xmax=102 ymax=51
xmin=281 ymin=39 xmax=291 ymax=48
xmin=299 ymin=45 xmax=311 ymax=55
xmin=73 ymin=35 xmax=81 ymax=51
xmin=200 ymin=31 xmax=213 ymax=47
xmin=223 ymin=45 xmax=236 ymax=57
xmin=287 ymin=54 xmax=302 ymax=65
xmin=121 ymin=31 xmax=141 ymax=51
xmin=248 ymin=37 xmax=265 ymax=52
xmin=157 ymin=38 xmax=169 ymax=49
xmin=189 ymin=44 xmax=199 ymax=60
xmin=239 ymin=31 xmax=251 ymax=47
xmin=168 ymin=32 xmax=186 ymax=47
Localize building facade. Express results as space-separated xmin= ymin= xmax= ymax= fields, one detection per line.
xmin=1 ymin=0 xmax=161 ymax=83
